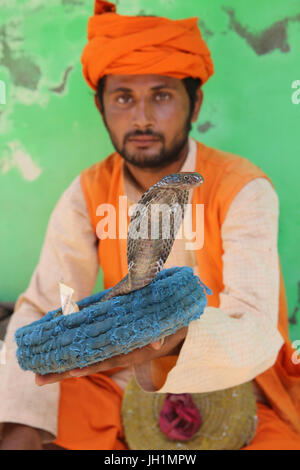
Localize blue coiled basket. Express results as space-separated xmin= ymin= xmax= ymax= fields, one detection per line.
xmin=15 ymin=267 xmax=211 ymax=375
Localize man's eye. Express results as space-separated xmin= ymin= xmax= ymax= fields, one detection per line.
xmin=116 ymin=95 xmax=132 ymax=104
xmin=155 ymin=92 xmax=171 ymax=102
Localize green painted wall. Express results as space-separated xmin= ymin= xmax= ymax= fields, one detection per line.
xmin=0 ymin=1 xmax=299 ymax=338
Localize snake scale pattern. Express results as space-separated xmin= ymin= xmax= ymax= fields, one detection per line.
xmin=101 ymin=172 xmax=204 ymax=302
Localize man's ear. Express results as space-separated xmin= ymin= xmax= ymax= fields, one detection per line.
xmin=94 ymin=94 xmax=103 ymax=115
xmin=94 ymin=93 xmax=108 ymax=126
xmin=191 ymin=87 xmax=203 ymax=123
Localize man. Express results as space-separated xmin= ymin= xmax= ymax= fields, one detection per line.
xmin=1 ymin=0 xmax=300 ymax=450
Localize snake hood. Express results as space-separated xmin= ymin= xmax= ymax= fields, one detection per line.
xmin=101 ymin=172 xmax=204 ymax=301
xmin=149 ymin=172 xmax=204 ymax=190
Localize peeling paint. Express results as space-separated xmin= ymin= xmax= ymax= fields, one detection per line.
xmin=0 ymin=0 xmax=17 ymax=6
xmin=289 ymin=282 xmax=300 ymax=325
xmin=224 ymin=7 xmax=300 ymax=55
xmin=0 ymin=0 xmax=299 ymax=340
xmin=118 ymin=0 xmax=143 ymax=15
xmin=62 ymin=0 xmax=84 ymax=5
xmin=198 ymin=19 xmax=214 ymax=39
xmin=49 ymin=65 xmax=73 ymax=94
xmin=197 ymin=121 xmax=215 ymax=133
xmin=0 ymin=141 xmax=42 ymax=181
xmin=0 ymin=79 xmax=6 ymax=104
xmin=0 ymin=25 xmax=41 ymax=90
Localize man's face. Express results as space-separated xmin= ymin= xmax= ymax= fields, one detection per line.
xmin=100 ymin=74 xmax=201 ymax=169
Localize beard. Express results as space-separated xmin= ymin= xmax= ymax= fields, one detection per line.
xmin=105 ymin=118 xmax=192 ymax=170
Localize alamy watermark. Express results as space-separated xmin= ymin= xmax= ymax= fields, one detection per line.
xmin=0 ymin=340 xmax=6 ymax=365
xmin=291 ymin=80 xmax=300 ymax=104
xmin=291 ymin=340 xmax=300 ymax=365
xmin=95 ymin=198 xmax=204 ymax=250
xmin=0 ymin=79 xmax=6 ymax=105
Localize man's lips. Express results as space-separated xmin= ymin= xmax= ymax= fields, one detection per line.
xmin=127 ymin=136 xmax=161 ymax=143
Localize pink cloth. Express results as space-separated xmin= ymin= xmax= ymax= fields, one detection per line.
xmin=159 ymin=393 xmax=202 ymax=441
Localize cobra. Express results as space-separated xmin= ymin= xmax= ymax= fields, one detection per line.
xmin=101 ymin=172 xmax=204 ymax=302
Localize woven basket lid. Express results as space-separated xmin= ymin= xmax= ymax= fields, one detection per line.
xmin=122 ymin=378 xmax=257 ymax=450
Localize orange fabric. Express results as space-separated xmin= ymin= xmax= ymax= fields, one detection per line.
xmin=54 ymin=374 xmax=127 ymax=450
xmin=55 ymin=379 xmax=300 ymax=450
xmin=80 ymin=141 xmax=277 ymax=306
xmin=151 ymin=356 xmax=179 ymax=390
xmin=78 ymin=140 xmax=300 ymax=448
xmin=81 ymin=1 xmax=214 ymax=91
xmin=241 ymin=402 xmax=300 ymax=450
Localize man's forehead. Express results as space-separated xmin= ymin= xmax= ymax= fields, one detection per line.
xmin=104 ymin=74 xmax=184 ymax=92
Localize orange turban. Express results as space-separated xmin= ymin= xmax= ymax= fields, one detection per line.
xmin=81 ymin=0 xmax=214 ymax=91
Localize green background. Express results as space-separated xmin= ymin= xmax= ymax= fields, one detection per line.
xmin=0 ymin=0 xmax=299 ymax=338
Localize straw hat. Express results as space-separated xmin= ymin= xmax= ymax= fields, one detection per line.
xmin=122 ymin=378 xmax=257 ymax=450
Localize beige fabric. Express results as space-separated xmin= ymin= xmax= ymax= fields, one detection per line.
xmin=132 ymin=140 xmax=284 ymax=393
xmin=0 ymin=178 xmax=99 ymax=442
xmin=0 ymin=140 xmax=283 ymax=441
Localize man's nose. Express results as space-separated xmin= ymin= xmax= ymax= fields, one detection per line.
xmin=132 ymin=98 xmax=154 ymax=130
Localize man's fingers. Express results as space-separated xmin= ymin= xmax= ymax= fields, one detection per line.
xmin=69 ymin=364 xmax=103 ymax=377
xmin=35 ymin=355 xmax=130 ymax=384
xmin=150 ymin=338 xmax=165 ymax=350
xmin=35 ymin=371 xmax=72 ymax=386
xmin=35 ymin=335 xmax=172 ymax=386
xmin=35 ymin=362 xmax=107 ymax=383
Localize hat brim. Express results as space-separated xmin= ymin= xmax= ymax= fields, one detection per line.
xmin=122 ymin=378 xmax=257 ymax=450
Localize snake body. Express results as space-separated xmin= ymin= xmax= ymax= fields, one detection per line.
xmin=101 ymin=172 xmax=204 ymax=302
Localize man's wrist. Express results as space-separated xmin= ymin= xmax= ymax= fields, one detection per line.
xmin=167 ymin=337 xmax=185 ymax=356
xmin=165 ymin=327 xmax=187 ymax=357
xmin=1 ymin=423 xmax=43 ymax=450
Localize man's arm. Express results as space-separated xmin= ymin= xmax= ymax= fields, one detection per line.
xmin=0 ymin=175 xmax=99 ymax=446
xmin=36 ymin=178 xmax=284 ymax=394
xmin=133 ymin=177 xmax=284 ymax=392
xmin=1 ymin=424 xmax=44 ymax=451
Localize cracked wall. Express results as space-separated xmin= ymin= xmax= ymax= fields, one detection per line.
xmin=0 ymin=0 xmax=299 ymax=339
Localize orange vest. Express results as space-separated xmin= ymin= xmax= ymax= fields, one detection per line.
xmin=80 ymin=141 xmax=300 ymax=435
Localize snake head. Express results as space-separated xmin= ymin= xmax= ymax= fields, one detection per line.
xmin=157 ymin=172 xmax=204 ymax=190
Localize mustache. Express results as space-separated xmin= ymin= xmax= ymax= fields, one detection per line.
xmin=124 ymin=129 xmax=164 ymax=142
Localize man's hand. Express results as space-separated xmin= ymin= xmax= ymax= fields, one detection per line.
xmin=35 ymin=327 xmax=187 ymax=386
xmin=0 ymin=423 xmax=43 ymax=450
